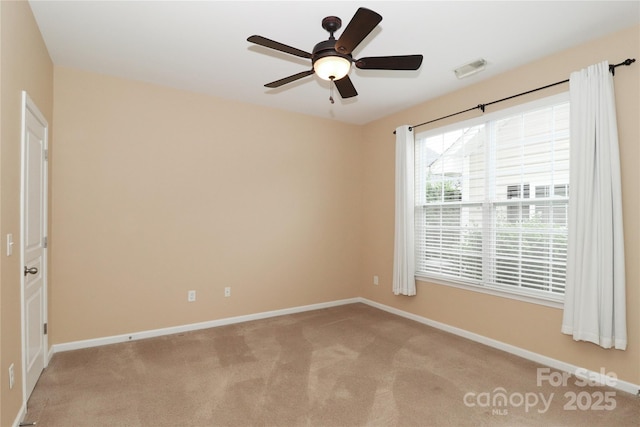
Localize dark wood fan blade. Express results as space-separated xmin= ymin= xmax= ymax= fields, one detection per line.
xmin=333 ymin=75 xmax=358 ymax=98
xmin=335 ymin=8 xmax=382 ymax=55
xmin=247 ymin=35 xmax=312 ymax=59
xmin=355 ymin=55 xmax=423 ymax=70
xmin=265 ymin=69 xmax=315 ymax=88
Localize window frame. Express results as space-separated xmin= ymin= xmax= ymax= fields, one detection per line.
xmin=414 ymin=92 xmax=570 ymax=308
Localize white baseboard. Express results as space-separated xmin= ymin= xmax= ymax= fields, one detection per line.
xmin=359 ymin=297 xmax=640 ymax=396
xmin=50 ymin=296 xmax=639 ymax=396
xmin=12 ymin=402 xmax=26 ymax=427
xmin=51 ymin=297 xmax=361 ymax=354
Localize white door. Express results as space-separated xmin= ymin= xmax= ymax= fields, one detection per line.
xmin=21 ymin=91 xmax=48 ymax=399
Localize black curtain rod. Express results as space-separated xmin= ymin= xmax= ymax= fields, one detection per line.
xmin=394 ymin=58 xmax=636 ymax=134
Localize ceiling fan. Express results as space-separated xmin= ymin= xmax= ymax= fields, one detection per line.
xmin=247 ymin=7 xmax=423 ymax=101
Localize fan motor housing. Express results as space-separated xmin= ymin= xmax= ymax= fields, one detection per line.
xmin=312 ymin=39 xmax=353 ymax=64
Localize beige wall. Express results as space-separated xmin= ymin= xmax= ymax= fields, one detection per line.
xmin=0 ymin=1 xmax=53 ymax=425
xmin=50 ymin=67 xmax=363 ymax=344
xmin=360 ymin=25 xmax=640 ymax=385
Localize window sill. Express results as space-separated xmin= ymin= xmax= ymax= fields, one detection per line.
xmin=415 ymin=274 xmax=564 ymax=309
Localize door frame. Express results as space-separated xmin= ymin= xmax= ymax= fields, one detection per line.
xmin=20 ymin=90 xmax=49 ymax=403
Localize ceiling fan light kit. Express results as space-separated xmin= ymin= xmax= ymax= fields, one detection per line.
xmin=314 ymin=55 xmax=351 ymax=81
xmin=247 ymin=7 xmax=423 ymax=100
xmin=454 ymin=58 xmax=487 ymax=79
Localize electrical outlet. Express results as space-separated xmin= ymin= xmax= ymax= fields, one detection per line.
xmin=224 ymin=287 xmax=231 ymax=297
xmin=187 ymin=290 xmax=196 ymax=302
xmin=373 ymin=275 xmax=379 ymax=285
xmin=9 ymin=363 xmax=15 ymax=389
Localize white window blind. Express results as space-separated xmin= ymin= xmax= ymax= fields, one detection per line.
xmin=415 ymin=95 xmax=570 ymax=301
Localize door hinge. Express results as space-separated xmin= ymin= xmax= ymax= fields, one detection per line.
xmin=43 ymin=236 xmax=48 ymax=248
xmin=44 ymin=323 xmax=48 ymax=335
xmin=44 ymin=149 xmax=48 ymax=161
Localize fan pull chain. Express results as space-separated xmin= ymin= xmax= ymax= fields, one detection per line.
xmin=329 ymin=78 xmax=335 ymax=104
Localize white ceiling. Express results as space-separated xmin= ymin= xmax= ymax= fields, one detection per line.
xmin=28 ymin=1 xmax=640 ymax=125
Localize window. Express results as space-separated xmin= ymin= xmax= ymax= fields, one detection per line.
xmin=415 ymin=94 xmax=569 ymax=302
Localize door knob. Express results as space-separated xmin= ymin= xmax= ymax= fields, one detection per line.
xmin=24 ymin=266 xmax=38 ymax=276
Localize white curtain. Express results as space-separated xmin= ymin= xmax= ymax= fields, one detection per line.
xmin=393 ymin=125 xmax=416 ymax=296
xmin=561 ymin=61 xmax=627 ymax=350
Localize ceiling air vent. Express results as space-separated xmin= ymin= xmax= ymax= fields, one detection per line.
xmin=454 ymin=59 xmax=487 ymax=79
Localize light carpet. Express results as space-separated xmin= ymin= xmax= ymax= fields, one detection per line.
xmin=26 ymin=303 xmax=639 ymax=426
